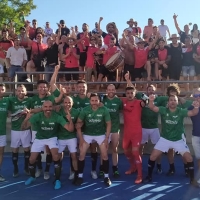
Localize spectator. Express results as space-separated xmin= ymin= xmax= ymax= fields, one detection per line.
xmin=193 ymin=33 xmax=200 ymax=80
xmin=143 ymin=18 xmax=154 ymax=41
xmin=168 ymin=34 xmax=182 ymax=80
xmin=56 ymin=20 xmax=70 ymax=37
xmin=44 ymin=22 xmax=54 ymax=44
xmin=191 ymin=24 xmax=199 ymax=44
xmin=75 ymin=25 xmax=80 ymax=36
xmin=92 ymin=22 xmax=99 ymax=35
xmin=173 ymin=13 xmax=192 ymax=44
xmin=134 ymin=21 xmax=142 ymax=37
xmin=6 ymin=37 xmax=27 ymax=84
xmin=158 ymin=19 xmax=170 ymax=40
xmin=126 ymin=18 xmax=137 ymax=36
xmin=29 ymin=19 xmax=38 ymax=40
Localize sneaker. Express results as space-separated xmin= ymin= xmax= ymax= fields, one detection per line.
xmin=13 ymin=169 xmax=19 ymax=177
xmin=24 ymin=168 xmax=30 ymax=176
xmin=166 ymin=169 xmax=175 ymax=176
xmin=113 ymin=171 xmax=120 ymax=178
xmin=91 ymin=171 xmax=98 ymax=179
xmin=25 ymin=177 xmax=36 ymax=186
xmin=156 ymin=168 xmax=163 ymax=174
xmin=44 ymin=172 xmax=50 ymax=180
xmin=135 ymin=176 xmax=142 ymax=184
xmin=35 ymin=169 xmax=42 ymax=178
xmin=104 ymin=177 xmax=112 ymax=186
xmin=99 ymin=171 xmax=104 ymax=178
xmin=68 ymin=171 xmax=75 ymax=180
xmin=26 ymin=78 xmax=31 ymax=82
xmin=125 ymin=168 xmax=137 ymax=175
xmin=190 ymin=179 xmax=200 ymax=188
xmin=74 ymin=177 xmax=83 ymax=186
xmin=54 ymin=180 xmax=61 ymax=190
xmin=0 ymin=175 xmax=5 ymax=182
xmin=143 ymin=176 xmax=152 ymax=183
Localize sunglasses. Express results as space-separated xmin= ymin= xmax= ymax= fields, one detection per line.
xmin=194 ymin=94 xmax=200 ymax=98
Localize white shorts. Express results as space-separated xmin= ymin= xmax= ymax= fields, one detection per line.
xmin=11 ymin=130 xmax=31 ymax=148
xmin=154 ymin=137 xmax=190 ymax=156
xmin=84 ymin=135 xmax=105 ymax=145
xmin=108 ymin=133 xmax=119 ymax=143
xmin=141 ymin=128 xmax=160 ymax=144
xmin=31 ymin=137 xmax=59 ymax=153
xmin=0 ymin=135 xmax=6 ymax=147
xmin=58 ymin=138 xmax=77 ymax=153
xmin=192 ymin=136 xmax=200 ymax=160
xmin=31 ymin=130 xmax=37 ymax=143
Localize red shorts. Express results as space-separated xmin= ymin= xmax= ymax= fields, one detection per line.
xmin=123 ymin=132 xmax=142 ymax=149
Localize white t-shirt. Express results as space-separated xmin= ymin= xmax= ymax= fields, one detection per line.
xmin=158 ymin=25 xmax=169 ymax=37
xmin=6 ymin=47 xmax=27 ymax=66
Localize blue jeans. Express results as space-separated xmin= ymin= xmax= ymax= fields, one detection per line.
xmin=8 ymin=65 xmax=23 ymax=79
xmin=45 ymin=65 xmax=56 ymax=82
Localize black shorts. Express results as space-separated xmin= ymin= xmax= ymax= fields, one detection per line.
xmin=64 ymin=67 xmax=79 ymax=81
xmin=143 ymin=63 xmax=156 ymax=78
xmin=123 ymin=64 xmax=134 ymax=80
xmin=133 ymin=67 xmax=145 ymax=79
xmin=79 ymin=52 xmax=87 ymax=67
xmin=195 ymin=62 xmax=200 ymax=75
xmin=168 ymin=62 xmax=182 ymax=80
xmin=159 ymin=65 xmax=169 ymax=79
xmin=33 ymin=59 xmax=44 ymax=72
xmin=99 ymin=65 xmax=116 ymax=81
xmin=58 ymin=62 xmax=66 ymax=79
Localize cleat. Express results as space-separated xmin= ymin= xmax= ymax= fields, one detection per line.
xmin=156 ymin=168 xmax=163 ymax=174
xmin=74 ymin=177 xmax=83 ymax=186
xmin=104 ymin=177 xmax=112 ymax=186
xmin=91 ymin=171 xmax=98 ymax=179
xmin=24 ymin=168 xmax=30 ymax=176
xmin=25 ymin=177 xmax=36 ymax=185
xmin=0 ymin=175 xmax=5 ymax=182
xmin=166 ymin=169 xmax=175 ymax=176
xmin=143 ymin=176 xmax=152 ymax=183
xmin=54 ymin=180 xmax=61 ymax=190
xmin=35 ymin=169 xmax=42 ymax=178
xmin=44 ymin=172 xmax=50 ymax=180
xmin=99 ymin=171 xmax=104 ymax=178
xmin=68 ymin=171 xmax=75 ymax=180
xmin=13 ymin=169 xmax=19 ymax=177
xmin=135 ymin=176 xmax=142 ymax=184
xmin=190 ymin=179 xmax=200 ymax=188
xmin=113 ymin=171 xmax=120 ymax=178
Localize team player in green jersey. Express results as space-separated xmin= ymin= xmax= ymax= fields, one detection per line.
xmin=30 ymin=80 xmax=64 ymax=180
xmin=57 ymin=96 xmax=79 ymax=183
xmin=0 ymin=84 xmax=9 ymax=181
xmin=75 ymin=93 xmax=112 ymax=187
xmin=100 ymin=84 xmax=122 ymax=178
xmin=143 ymin=94 xmax=200 ymax=187
xmin=8 ymin=84 xmax=32 ymax=177
xmin=21 ymin=100 xmax=74 ymax=190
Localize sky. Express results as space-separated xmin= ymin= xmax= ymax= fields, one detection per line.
xmin=27 ymin=0 xmax=200 ymax=38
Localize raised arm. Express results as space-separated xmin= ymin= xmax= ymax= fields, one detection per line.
xmin=122 ymin=33 xmax=134 ymax=50
xmin=50 ymin=65 xmax=60 ymax=92
xmin=173 ymin=13 xmax=181 ymax=34
xmin=148 ymin=95 xmax=159 ymax=112
xmin=124 ymin=71 xmax=134 ymax=87
xmin=187 ymin=101 xmax=199 ymax=117
xmin=97 ymin=17 xmax=103 ymax=35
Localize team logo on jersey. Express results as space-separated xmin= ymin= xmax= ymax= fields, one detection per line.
xmin=49 ymin=122 xmax=55 ymax=125
xmin=105 ymin=102 xmax=107 ymax=105
xmin=166 ymin=113 xmax=169 ymax=117
xmin=96 ymin=114 xmax=102 ymax=117
xmin=88 ymin=114 xmax=91 ymax=117
xmin=2 ymin=103 xmax=6 ymax=105
xmin=112 ymin=103 xmax=117 ymax=106
xmin=35 ymin=101 xmax=37 ymax=104
xmin=173 ymin=116 xmax=178 ymax=118
xmin=77 ymin=102 xmax=80 ymax=104
xmin=22 ymin=101 xmax=27 ymax=104
xmin=41 ymin=121 xmax=44 ymax=124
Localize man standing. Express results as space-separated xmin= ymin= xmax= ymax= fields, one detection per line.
xmin=21 ymin=101 xmax=74 ymax=189
xmin=143 ymin=94 xmax=199 ymax=187
xmin=158 ymin=19 xmax=170 ymax=40
xmin=143 ymin=18 xmax=154 ymax=41
xmin=74 ymin=93 xmax=112 ymax=186
xmin=0 ymin=84 xmax=9 ymax=181
xmin=56 ymin=20 xmax=70 ymax=37
xmin=6 ymin=37 xmax=27 ymax=83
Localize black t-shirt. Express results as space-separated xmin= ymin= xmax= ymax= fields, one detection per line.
xmin=179 ymin=31 xmax=192 ymax=44
xmin=169 ymin=43 xmax=182 ymax=63
xmin=44 ymin=43 xmax=59 ymax=65
xmin=182 ymin=45 xmax=194 ymax=66
xmin=63 ymin=43 xmax=69 ymax=55
xmin=56 ymin=27 xmax=70 ymax=36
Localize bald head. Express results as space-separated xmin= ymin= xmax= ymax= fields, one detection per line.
xmin=106 ymin=84 xmax=116 ymax=98
xmin=63 ymin=96 xmax=73 ymax=110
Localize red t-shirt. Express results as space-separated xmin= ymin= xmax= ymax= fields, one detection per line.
xmin=77 ymin=32 xmax=90 ymax=52
xmin=156 ymin=47 xmax=169 ymax=61
xmin=31 ymin=41 xmax=47 ymax=59
xmin=103 ymin=34 xmax=112 ymax=46
xmin=29 ymin=27 xmax=36 ymax=40
xmin=103 ymin=46 xmax=119 ymax=65
xmin=85 ymin=46 xmax=98 ymax=68
xmin=19 ymin=35 xmax=29 ymax=48
xmin=122 ymin=98 xmax=142 ymax=133
xmin=134 ymin=47 xmax=149 ymax=68
xmin=0 ymin=39 xmax=14 ymax=59
xmin=65 ymin=47 xmax=80 ymax=68
xmin=196 ymin=44 xmax=200 ymax=55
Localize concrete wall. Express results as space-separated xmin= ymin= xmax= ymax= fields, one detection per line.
xmin=5 ymin=116 xmax=194 ymax=155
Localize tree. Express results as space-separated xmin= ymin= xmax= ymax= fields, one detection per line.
xmin=0 ymin=0 xmax=36 ymax=32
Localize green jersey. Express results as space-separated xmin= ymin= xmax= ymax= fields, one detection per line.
xmin=52 ymin=88 xmax=60 ymax=98
xmin=102 ymin=96 xmax=122 ymax=133
xmin=158 ymin=106 xmax=188 ymax=141
xmin=0 ymin=97 xmax=9 ymax=135
xmin=57 ymin=107 xmax=79 ymax=140
xmin=72 ymin=95 xmax=90 ymax=111
xmin=78 ymin=106 xmax=111 ymax=136
xmin=29 ymin=111 xmax=67 ymax=139
xmin=8 ymin=97 xmax=32 ymax=131
xmin=31 ymin=94 xmax=55 ymax=131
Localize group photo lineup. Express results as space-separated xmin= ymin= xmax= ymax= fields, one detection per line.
xmin=1 ymin=0 xmax=200 ymax=199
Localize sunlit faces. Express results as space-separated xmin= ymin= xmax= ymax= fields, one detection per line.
xmin=37 ymin=83 xmax=49 ymax=96
xmin=0 ymin=85 xmax=6 ymax=96
xmin=168 ymin=95 xmax=178 ymax=109
xmin=82 ymin=23 xmax=89 ymax=32
xmin=148 ymin=18 xmax=153 ymax=26
xmin=106 ymin=84 xmax=116 ymax=98
xmin=2 ymin=31 xmax=8 ymax=38
xmin=36 ymin=34 xmax=42 ymax=42
xmin=129 ymin=21 xmax=134 ymax=27
xmin=62 ymin=83 xmax=72 ymax=95
xmin=47 ymin=37 xmax=53 ymax=46
xmin=90 ymin=95 xmax=100 ymax=108
xmin=137 ymin=42 xmax=145 ymax=49
xmin=16 ymin=86 xmax=27 ymax=100
xmin=14 ymin=39 xmax=20 ymax=46
xmin=125 ymin=89 xmax=136 ymax=101
xmin=108 ymin=25 xmax=114 ymax=34
xmin=158 ymin=40 xmax=165 ymax=48
xmin=185 ymin=37 xmax=192 ymax=46
xmin=129 ymin=35 xmax=135 ymax=44
xmin=42 ymin=101 xmax=53 ymax=114
xmin=90 ymin=37 xmax=96 ymax=45
xmin=61 ymin=35 xmax=67 ymax=43
xmin=63 ymin=96 xmax=73 ymax=110
xmin=147 ymin=85 xmax=156 ymax=96
xmin=97 ymin=37 xmax=102 ymax=46
xmin=184 ymin=25 xmax=190 ymax=33
xmin=77 ymin=83 xmax=87 ymax=95
xmin=109 ymin=37 xmax=116 ymax=47
xmin=172 ymin=37 xmax=178 ymax=44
